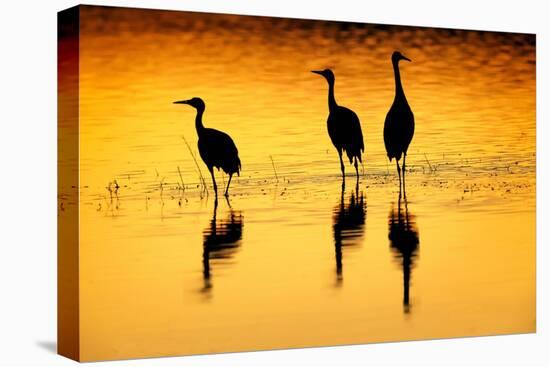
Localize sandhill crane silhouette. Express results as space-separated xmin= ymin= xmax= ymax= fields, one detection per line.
xmin=201 ymin=201 xmax=243 ymax=294
xmin=312 ymin=69 xmax=364 ymax=187
xmin=174 ymin=97 xmax=241 ymax=200
xmin=333 ymin=183 xmax=366 ymax=285
xmin=384 ymin=51 xmax=414 ymax=195
xmin=388 ymin=194 xmax=419 ymax=313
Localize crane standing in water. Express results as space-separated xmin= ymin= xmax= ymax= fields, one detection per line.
xmin=174 ymin=97 xmax=241 ymax=200
xmin=312 ymin=69 xmax=364 ymax=187
xmin=384 ymin=51 xmax=414 ymax=195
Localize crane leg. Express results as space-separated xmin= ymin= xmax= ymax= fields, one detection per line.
xmin=338 ymin=150 xmax=345 ymax=187
xmin=396 ymin=160 xmax=402 ymax=197
xmin=354 ymin=158 xmax=359 ymax=182
xmin=209 ymin=168 xmax=218 ymax=199
xmin=224 ymin=173 xmax=233 ymax=197
xmin=402 ymin=154 xmax=407 ymax=198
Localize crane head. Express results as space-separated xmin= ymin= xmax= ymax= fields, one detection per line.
xmin=173 ymin=97 xmax=205 ymax=111
xmin=311 ymin=69 xmax=335 ymax=83
xmin=392 ymin=51 xmax=411 ymax=63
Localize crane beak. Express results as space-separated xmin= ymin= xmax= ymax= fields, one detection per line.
xmin=173 ymin=100 xmax=190 ymax=104
xmin=401 ymin=55 xmax=412 ymax=62
xmin=311 ymin=70 xmax=323 ymax=75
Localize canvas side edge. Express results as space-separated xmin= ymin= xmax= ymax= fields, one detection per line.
xmin=57 ymin=5 xmax=81 ymax=362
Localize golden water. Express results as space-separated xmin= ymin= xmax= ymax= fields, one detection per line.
xmin=60 ymin=6 xmax=535 ymax=361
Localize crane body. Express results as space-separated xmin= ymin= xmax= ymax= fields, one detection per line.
xmin=312 ymin=69 xmax=364 ymax=186
xmin=174 ymin=97 xmax=241 ymax=199
xmin=384 ymin=51 xmax=414 ymax=193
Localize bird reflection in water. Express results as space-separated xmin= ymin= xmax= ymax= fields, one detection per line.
xmin=388 ymin=194 xmax=419 ymax=313
xmin=333 ymin=183 xmax=366 ymax=285
xmin=201 ymin=201 xmax=243 ymax=295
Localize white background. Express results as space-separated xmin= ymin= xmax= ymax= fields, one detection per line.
xmin=0 ymin=0 xmax=547 ymax=365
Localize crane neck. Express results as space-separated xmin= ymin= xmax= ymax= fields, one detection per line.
xmin=327 ymin=79 xmax=338 ymax=112
xmin=393 ymin=60 xmax=407 ymax=102
xmin=195 ymin=107 xmax=205 ymax=134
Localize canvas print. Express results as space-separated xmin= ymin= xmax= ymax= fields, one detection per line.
xmin=58 ymin=5 xmax=536 ymax=362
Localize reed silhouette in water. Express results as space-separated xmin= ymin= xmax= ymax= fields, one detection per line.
xmin=174 ymin=97 xmax=241 ymax=201
xmin=201 ymin=201 xmax=243 ymax=293
xmin=333 ymin=183 xmax=366 ymax=285
xmin=384 ymin=51 xmax=414 ymax=195
xmin=388 ymin=194 xmax=419 ymax=313
xmin=312 ymin=69 xmax=364 ymax=186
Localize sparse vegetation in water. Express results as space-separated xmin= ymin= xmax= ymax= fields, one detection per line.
xmin=182 ymin=135 xmax=209 ymax=199
xmin=270 ymin=155 xmax=279 ymax=183
xmin=423 ymin=153 xmax=437 ymax=173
